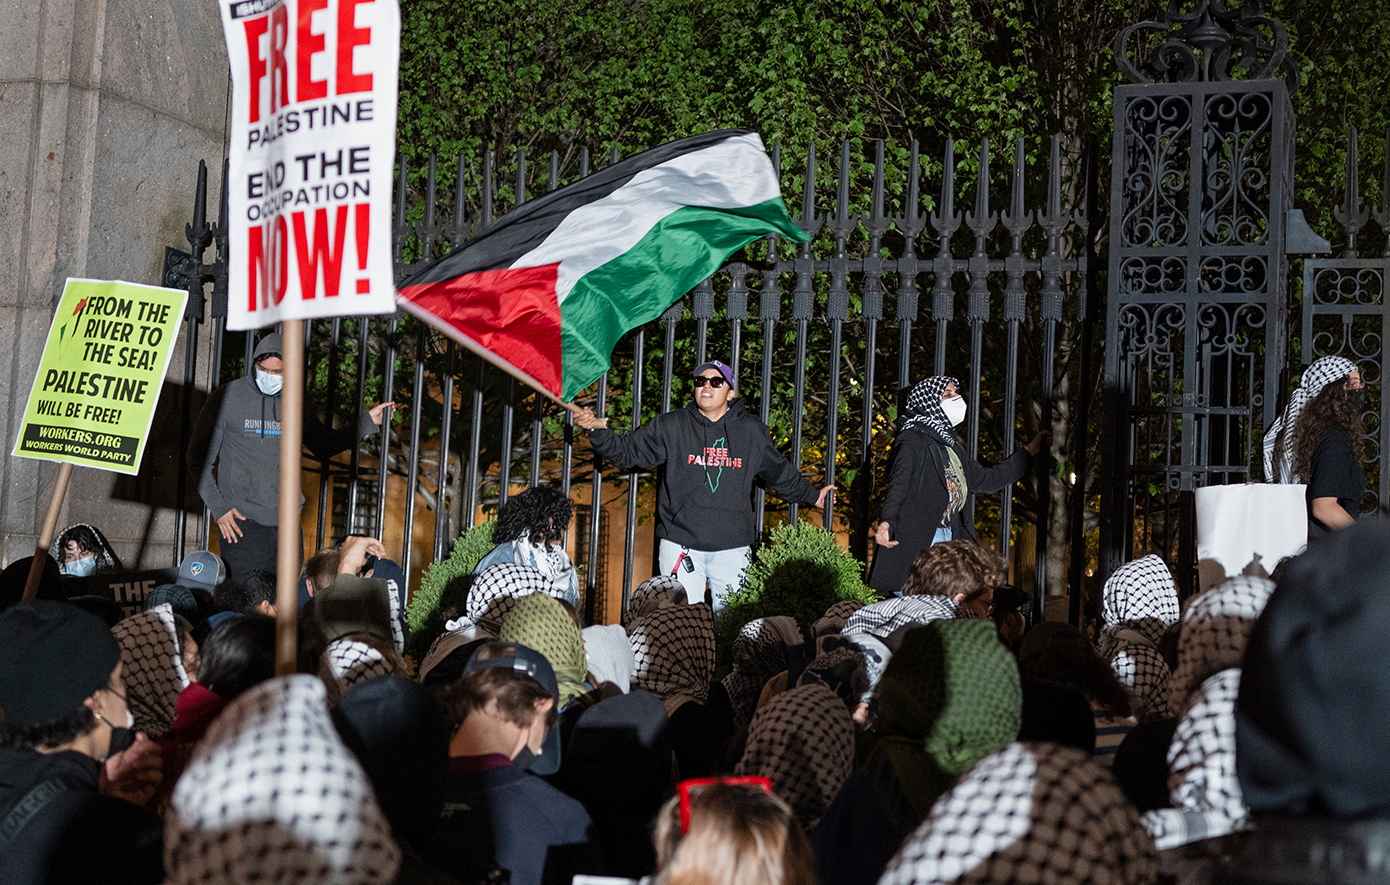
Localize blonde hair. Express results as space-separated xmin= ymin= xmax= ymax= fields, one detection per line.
xmin=654 ymin=784 xmax=818 ymax=885
xmin=901 ymin=539 xmax=1005 ymax=603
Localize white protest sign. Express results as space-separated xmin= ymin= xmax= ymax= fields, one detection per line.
xmin=220 ymin=0 xmax=399 ymax=330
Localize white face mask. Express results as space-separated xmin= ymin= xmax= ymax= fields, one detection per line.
xmin=942 ymin=395 xmax=967 ymax=427
xmin=255 ymin=368 xmax=283 ymax=396
xmin=62 ymin=555 xmax=96 ymax=577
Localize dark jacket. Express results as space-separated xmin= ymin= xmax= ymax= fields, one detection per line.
xmin=868 ymin=429 xmax=1030 ymax=594
xmin=187 ymin=334 xmax=375 ymax=525
xmin=586 ymin=399 xmax=819 ymax=551
xmin=422 ymin=757 xmax=602 ymax=885
xmin=0 ymin=746 xmax=163 ymax=885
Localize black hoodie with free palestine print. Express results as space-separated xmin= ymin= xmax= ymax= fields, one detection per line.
xmin=586 ymin=398 xmax=819 ymax=551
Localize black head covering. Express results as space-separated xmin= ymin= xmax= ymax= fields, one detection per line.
xmin=1237 ymin=519 xmax=1390 ymax=817
xmin=0 ymin=555 xmax=63 ymax=613
xmin=0 ymin=600 xmax=121 ymax=725
xmin=332 ymin=676 xmax=450 ymax=841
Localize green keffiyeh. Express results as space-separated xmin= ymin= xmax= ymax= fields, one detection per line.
xmin=870 ymin=619 xmax=1021 ymax=821
xmin=498 ymin=593 xmax=589 ymax=708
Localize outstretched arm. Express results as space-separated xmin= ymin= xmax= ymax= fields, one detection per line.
xmin=577 ymin=408 xmax=669 ymax=469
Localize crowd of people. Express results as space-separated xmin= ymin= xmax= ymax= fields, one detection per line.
xmin=0 ymin=353 xmax=1378 ymax=884
xmin=2 ymin=501 xmax=1385 ymax=885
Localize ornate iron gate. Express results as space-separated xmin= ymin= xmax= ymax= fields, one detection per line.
xmin=1101 ymin=1 xmax=1301 ymax=588
xmin=1300 ymin=126 xmax=1390 ymax=514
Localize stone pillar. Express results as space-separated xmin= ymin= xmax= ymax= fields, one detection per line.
xmin=0 ymin=0 xmax=229 ymax=569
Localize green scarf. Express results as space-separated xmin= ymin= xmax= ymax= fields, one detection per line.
xmin=498 ymin=593 xmax=589 ymax=708
xmin=869 ymin=619 xmax=1021 ymax=821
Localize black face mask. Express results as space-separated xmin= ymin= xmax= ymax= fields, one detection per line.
xmin=105 ymin=727 xmax=136 ymax=757
xmin=1351 ymin=387 xmax=1367 ymax=413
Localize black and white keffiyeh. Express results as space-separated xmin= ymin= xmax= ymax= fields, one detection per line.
xmin=844 ymin=595 xmax=961 ymax=637
xmin=1263 ymin=355 xmax=1357 ymax=482
xmin=1108 ymin=642 xmax=1173 ymax=723
xmin=622 ymin=575 xmax=688 ymax=632
xmin=722 ymin=616 xmax=804 ymax=730
xmin=466 ymin=563 xmax=565 ymax=634
xmin=112 ymin=603 xmax=189 ymax=738
xmin=736 ymin=682 xmax=855 ymax=829
xmin=902 ymin=376 xmax=961 ymax=447
xmin=1100 ymin=555 xmax=1180 ymax=650
xmin=629 ymin=602 xmax=715 ymax=716
xmin=326 ymin=639 xmax=395 ymax=693
xmin=820 ymin=633 xmax=893 ymax=703
xmin=164 ymin=675 xmax=400 ymax=885
xmin=814 ymin=598 xmax=866 ymax=637
xmin=1141 ymin=668 xmax=1246 ymax=850
xmin=1169 ymin=575 xmax=1273 ymax=718
xmin=879 ymin=743 xmax=1159 ymax=885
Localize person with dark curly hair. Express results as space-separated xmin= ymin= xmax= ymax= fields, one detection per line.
xmin=472 ymin=486 xmax=578 ymax=606
xmin=50 ymin=523 xmax=122 ymax=577
xmin=1264 ymin=355 xmax=1368 ymax=537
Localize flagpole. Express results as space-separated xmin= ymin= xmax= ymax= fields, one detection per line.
xmin=22 ymin=461 xmax=74 ymax=600
xmin=275 ymin=319 xmax=304 ymax=676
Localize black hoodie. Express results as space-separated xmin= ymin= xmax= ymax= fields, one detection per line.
xmin=586 ymin=399 xmax=819 ymax=551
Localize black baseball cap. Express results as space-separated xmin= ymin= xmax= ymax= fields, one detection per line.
xmin=464 ymin=641 xmax=563 ymax=775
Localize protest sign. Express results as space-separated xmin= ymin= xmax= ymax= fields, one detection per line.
xmin=220 ymin=0 xmax=400 ymax=331
xmin=13 ymin=279 xmax=188 ymax=475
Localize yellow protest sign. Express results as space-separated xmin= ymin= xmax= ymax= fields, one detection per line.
xmin=12 ymin=279 xmax=189 ymax=475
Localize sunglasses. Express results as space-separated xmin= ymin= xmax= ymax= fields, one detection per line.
xmin=676 ymin=776 xmax=773 ymax=833
xmin=692 ymin=376 xmax=727 ymax=389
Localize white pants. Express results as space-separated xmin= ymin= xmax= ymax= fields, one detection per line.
xmin=657 ymin=538 xmax=750 ymax=614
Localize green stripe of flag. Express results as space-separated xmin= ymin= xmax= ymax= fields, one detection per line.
xmin=558 ymin=198 xmax=807 ymax=400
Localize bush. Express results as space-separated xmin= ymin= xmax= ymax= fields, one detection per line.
xmin=405 ymin=519 xmax=496 ymax=660
xmin=714 ymin=522 xmax=878 ymax=674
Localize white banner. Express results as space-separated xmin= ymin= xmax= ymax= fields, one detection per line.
xmin=220 ymin=0 xmax=399 ymax=330
xmin=1195 ymin=483 xmax=1308 ymax=592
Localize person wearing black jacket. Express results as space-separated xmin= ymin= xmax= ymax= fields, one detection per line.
xmin=574 ymin=360 xmax=833 ymax=611
xmin=868 ymin=375 xmax=1046 ymax=595
xmin=0 ymin=601 xmax=165 ymax=885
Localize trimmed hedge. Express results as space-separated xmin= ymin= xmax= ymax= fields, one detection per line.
xmin=715 ymin=522 xmax=878 ymax=673
xmin=405 ymin=518 xmax=496 ymax=660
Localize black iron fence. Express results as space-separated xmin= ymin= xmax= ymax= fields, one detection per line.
xmin=166 ymin=134 xmax=1099 ymax=623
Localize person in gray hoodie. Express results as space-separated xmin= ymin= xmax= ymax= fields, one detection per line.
xmin=574 ymin=360 xmax=832 ymax=612
xmin=187 ymin=332 xmax=392 ymax=580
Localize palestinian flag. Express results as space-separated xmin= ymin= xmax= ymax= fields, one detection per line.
xmin=397 ymin=130 xmax=809 ymax=402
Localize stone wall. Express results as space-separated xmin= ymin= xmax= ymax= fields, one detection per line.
xmin=0 ymin=0 xmax=229 ymax=569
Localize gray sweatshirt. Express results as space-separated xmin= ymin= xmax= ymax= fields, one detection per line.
xmin=187 ymin=337 xmax=375 ymax=526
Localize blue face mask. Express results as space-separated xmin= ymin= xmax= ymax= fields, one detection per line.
xmin=255 ymin=368 xmax=283 ymax=396
xmin=63 ymin=555 xmax=96 ymax=577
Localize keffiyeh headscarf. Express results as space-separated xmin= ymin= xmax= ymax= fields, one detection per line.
xmin=736 ymin=682 xmax=855 ymax=829
xmin=500 ymin=592 xmax=590 ymax=708
xmin=902 ymin=376 xmax=961 ymax=447
xmin=1169 ymin=575 xmax=1273 ymax=718
xmin=820 ymin=633 xmax=892 ymax=703
xmin=814 ymin=598 xmax=866 ymax=638
xmin=1100 ymin=555 xmax=1180 ymax=650
xmin=623 ymin=575 xmax=687 ymax=632
xmin=326 ymin=639 xmax=396 ymax=694
xmin=844 ymin=595 xmax=961 ymax=637
xmin=1110 ymin=642 xmax=1174 ymax=722
xmin=112 ymin=603 xmax=190 ymax=737
xmin=629 ymin=602 xmax=715 ymax=716
xmin=872 ymin=620 xmax=1022 ymax=822
xmin=508 ymin=530 xmax=578 ymax=605
xmin=50 ymin=523 xmax=121 ymax=574
xmin=879 ymin=743 xmax=1158 ymax=885
xmin=796 ymin=645 xmax=869 ymax=710
xmin=164 ymin=675 xmax=400 ymax=885
xmin=1263 ymin=355 xmax=1357 ymax=482
xmin=467 ymin=563 xmax=566 ymax=634
xmin=722 ymin=616 xmax=804 ymax=730
xmin=1141 ymin=669 xmax=1246 ymax=850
